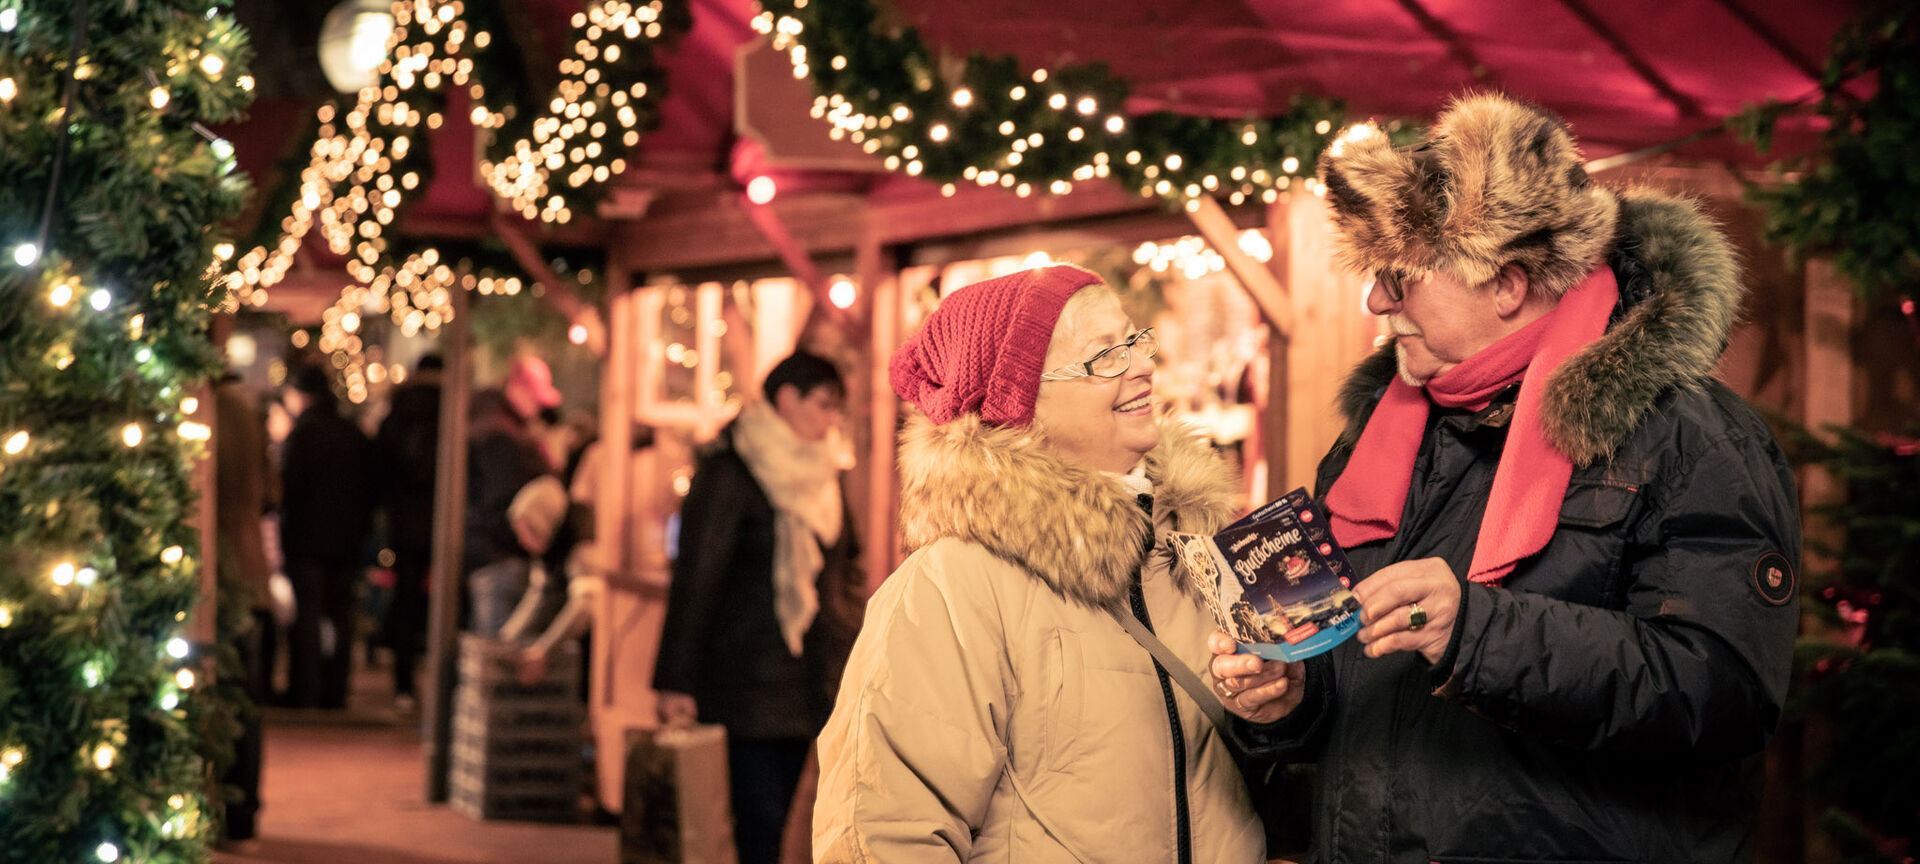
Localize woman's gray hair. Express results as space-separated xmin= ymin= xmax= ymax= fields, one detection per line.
xmin=1043 ymin=281 xmax=1121 ymax=368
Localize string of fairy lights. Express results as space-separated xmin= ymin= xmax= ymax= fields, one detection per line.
xmin=219 ymin=0 xmax=675 ymax=403
xmin=752 ymin=0 xmax=1349 ymax=211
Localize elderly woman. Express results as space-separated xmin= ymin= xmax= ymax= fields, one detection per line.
xmin=812 ymin=264 xmax=1267 ymax=863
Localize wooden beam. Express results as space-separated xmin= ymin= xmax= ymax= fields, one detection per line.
xmin=421 ymin=280 xmax=471 ymax=803
xmin=1187 ymin=195 xmax=1293 ymax=337
xmin=1392 ymin=0 xmax=1500 ymax=84
xmin=1554 ymin=0 xmax=1704 ymax=118
xmin=1706 ymin=0 xmax=1824 ymax=84
xmin=740 ymin=195 xmax=862 ymax=338
xmin=490 ymin=213 xmax=603 ymax=349
xmin=610 ymin=181 xmax=1157 ymax=272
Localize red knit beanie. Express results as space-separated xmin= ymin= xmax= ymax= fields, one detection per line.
xmin=890 ymin=264 xmax=1103 ymax=427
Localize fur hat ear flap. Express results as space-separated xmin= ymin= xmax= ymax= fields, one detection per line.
xmin=1317 ymin=123 xmax=1452 ymax=278
xmin=1318 ymin=93 xmax=1620 ymax=298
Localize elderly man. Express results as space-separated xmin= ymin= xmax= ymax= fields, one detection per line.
xmin=1213 ymin=93 xmax=1800 ymax=862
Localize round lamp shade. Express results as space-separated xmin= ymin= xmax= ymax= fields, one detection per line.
xmin=318 ymin=0 xmax=396 ymax=94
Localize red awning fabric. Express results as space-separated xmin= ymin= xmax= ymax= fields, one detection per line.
xmin=224 ymin=0 xmax=1859 ymax=243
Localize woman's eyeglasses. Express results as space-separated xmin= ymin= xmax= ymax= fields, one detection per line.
xmin=1040 ymin=329 xmax=1158 ymax=381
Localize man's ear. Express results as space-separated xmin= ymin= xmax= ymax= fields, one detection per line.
xmin=1491 ymin=263 xmax=1532 ymax=318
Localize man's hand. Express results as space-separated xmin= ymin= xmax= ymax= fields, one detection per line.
xmin=1206 ymin=630 xmax=1306 ymax=724
xmin=1354 ymin=557 xmax=1463 ymax=664
xmin=656 ymin=690 xmax=698 ymax=728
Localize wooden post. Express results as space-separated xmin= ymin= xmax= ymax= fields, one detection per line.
xmin=1801 ymin=258 xmax=1854 ymax=562
xmin=590 ymin=264 xmax=638 ymax=811
xmin=422 ymin=279 xmax=472 ymax=802
xmin=1282 ymin=191 xmax=1378 ymax=492
xmin=865 ymin=240 xmax=902 ymax=589
xmin=1262 ymin=199 xmax=1293 ymax=501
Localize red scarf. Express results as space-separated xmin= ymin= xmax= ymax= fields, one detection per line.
xmin=1326 ymin=266 xmax=1619 ymax=584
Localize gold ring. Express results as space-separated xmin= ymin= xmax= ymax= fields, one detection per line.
xmin=1407 ymin=602 xmax=1428 ymax=631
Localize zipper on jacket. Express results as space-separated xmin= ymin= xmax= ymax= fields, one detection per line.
xmin=1130 ymin=576 xmax=1193 ymax=864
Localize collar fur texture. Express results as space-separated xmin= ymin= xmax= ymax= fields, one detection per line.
xmin=896 ymin=412 xmax=1242 ymax=611
xmin=1337 ymin=189 xmax=1745 ymax=467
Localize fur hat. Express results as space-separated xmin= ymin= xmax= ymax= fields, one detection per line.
xmin=890 ymin=264 xmax=1103 ymax=427
xmin=1316 ymin=93 xmax=1619 ymax=298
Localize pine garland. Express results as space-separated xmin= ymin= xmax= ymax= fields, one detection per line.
xmin=754 ymin=0 xmax=1350 ymax=209
xmin=0 ymin=1 xmax=254 ymax=861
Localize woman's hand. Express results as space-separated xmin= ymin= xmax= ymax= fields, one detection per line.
xmin=1354 ymin=557 xmax=1462 ymax=664
xmin=1207 ymin=630 xmax=1306 ymax=724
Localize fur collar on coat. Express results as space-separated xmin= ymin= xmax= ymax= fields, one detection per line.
xmin=896 ymin=413 xmax=1242 ymax=612
xmin=1336 ymin=188 xmax=1745 ymax=467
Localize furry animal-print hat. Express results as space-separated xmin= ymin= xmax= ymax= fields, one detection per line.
xmin=1316 ymin=93 xmax=1619 ymax=298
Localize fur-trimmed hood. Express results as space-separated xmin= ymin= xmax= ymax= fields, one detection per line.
xmin=1336 ymin=188 xmax=1745 ymax=466
xmin=896 ymin=412 xmax=1243 ymax=611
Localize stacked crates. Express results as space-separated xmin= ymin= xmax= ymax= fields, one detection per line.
xmin=449 ymin=634 xmax=584 ymax=821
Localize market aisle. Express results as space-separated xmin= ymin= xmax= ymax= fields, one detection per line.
xmin=213 ymin=676 xmax=616 ymax=864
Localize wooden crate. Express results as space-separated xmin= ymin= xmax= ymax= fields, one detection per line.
xmin=449 ymin=635 xmax=586 ymax=822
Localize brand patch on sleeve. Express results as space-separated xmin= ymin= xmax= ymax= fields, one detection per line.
xmin=1751 ymin=552 xmax=1795 ymax=606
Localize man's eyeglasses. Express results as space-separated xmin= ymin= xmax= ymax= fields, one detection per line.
xmin=1040 ymin=329 xmax=1158 ymax=381
xmin=1373 ymin=268 xmax=1425 ymax=304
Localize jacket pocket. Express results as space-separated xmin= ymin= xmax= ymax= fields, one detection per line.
xmin=1557 ymin=479 xmax=1638 ymax=529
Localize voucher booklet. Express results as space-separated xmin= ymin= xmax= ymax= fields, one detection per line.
xmin=1169 ymin=487 xmax=1362 ymax=662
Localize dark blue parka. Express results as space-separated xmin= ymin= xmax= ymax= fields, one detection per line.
xmin=1241 ymin=192 xmax=1801 ymax=864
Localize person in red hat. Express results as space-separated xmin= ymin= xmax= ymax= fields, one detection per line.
xmin=812 ymin=264 xmax=1268 ymax=863
xmin=464 ymin=355 xmax=563 ymax=636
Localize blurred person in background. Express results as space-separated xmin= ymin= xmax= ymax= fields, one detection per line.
xmin=653 ymin=351 xmax=865 ymax=864
xmin=279 ymin=363 xmax=375 ymax=709
xmin=213 ymin=370 xmax=275 ymax=838
xmin=464 ymin=355 xmax=562 ymax=635
xmin=373 ymin=353 xmax=442 ymax=713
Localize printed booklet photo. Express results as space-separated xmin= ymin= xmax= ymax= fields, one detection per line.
xmin=1169 ymin=487 xmax=1362 ymax=661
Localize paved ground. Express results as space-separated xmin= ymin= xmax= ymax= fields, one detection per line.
xmin=213 ymin=656 xmax=617 ymax=864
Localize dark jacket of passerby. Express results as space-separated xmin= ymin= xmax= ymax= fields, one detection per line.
xmin=463 ymin=389 xmax=550 ymax=571
xmin=214 ymin=375 xmax=274 ymax=608
xmin=652 ymin=418 xmax=865 ymax=739
xmin=280 ymin=383 xmax=375 ymax=568
xmin=375 ymin=370 xmax=441 ymax=554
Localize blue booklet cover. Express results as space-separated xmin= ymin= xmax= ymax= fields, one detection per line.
xmin=1169 ymin=487 xmax=1362 ymax=662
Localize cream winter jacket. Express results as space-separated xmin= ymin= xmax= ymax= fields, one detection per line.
xmin=813 ymin=413 xmax=1266 ymax=863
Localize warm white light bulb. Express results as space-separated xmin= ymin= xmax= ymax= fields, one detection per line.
xmin=200 ymin=55 xmax=224 ymax=77
xmin=161 ymin=545 xmax=184 ymax=564
xmin=149 ymin=87 xmax=170 ymax=109
xmin=175 ymin=668 xmax=196 ymax=689
xmin=51 ymin=562 xmax=75 ymax=586
xmin=122 ymin=424 xmax=142 ymax=447
xmin=3 ymin=431 xmax=26 ymax=455
xmin=91 ymin=744 xmax=114 ymax=770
